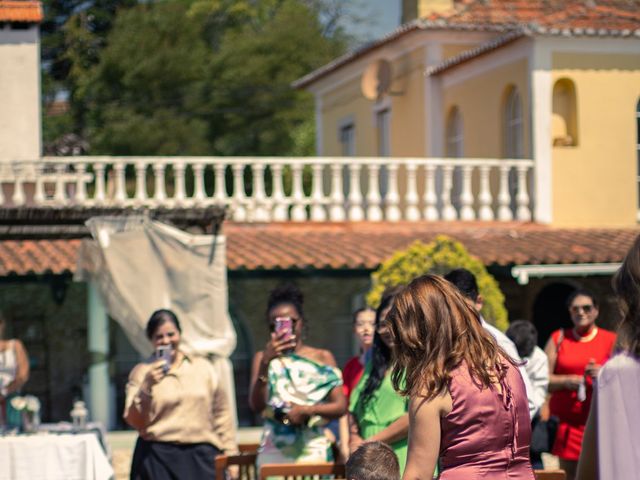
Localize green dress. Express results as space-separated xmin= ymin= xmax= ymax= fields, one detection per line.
xmin=257 ymin=353 xmax=342 ymax=467
xmin=349 ymin=362 xmax=408 ymax=472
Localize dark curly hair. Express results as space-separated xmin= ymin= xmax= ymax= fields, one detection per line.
xmin=354 ymin=286 xmax=402 ymax=418
xmin=266 ymin=284 xmax=305 ymax=320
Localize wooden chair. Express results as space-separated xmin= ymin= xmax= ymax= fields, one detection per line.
xmin=239 ymin=443 xmax=260 ymax=454
xmin=215 ymin=452 xmax=258 ymax=480
xmin=259 ymin=462 xmax=346 ymax=480
xmin=534 ymin=470 xmax=566 ymax=480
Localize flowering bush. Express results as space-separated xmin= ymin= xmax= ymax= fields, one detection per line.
xmin=367 ymin=235 xmax=509 ymax=331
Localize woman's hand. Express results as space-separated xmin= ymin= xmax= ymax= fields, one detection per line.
xmin=349 ymin=432 xmax=364 ymax=454
xmin=262 ymin=331 xmax=297 ymax=364
xmin=141 ymin=359 xmax=167 ymax=392
xmin=585 ymin=359 xmax=601 ymax=379
xmin=563 ymin=375 xmax=584 ymax=390
xmin=285 ymin=404 xmax=311 ymax=426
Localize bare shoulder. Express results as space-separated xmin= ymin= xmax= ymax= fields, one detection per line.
xmin=12 ymin=339 xmax=27 ymax=352
xmin=300 ymin=346 xmax=337 ymax=367
xmin=410 ymin=390 xmax=453 ymax=418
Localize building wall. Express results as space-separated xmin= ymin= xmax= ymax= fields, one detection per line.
xmin=551 ymin=52 xmax=640 ymax=227
xmin=0 ymin=27 xmax=41 ymax=162
xmin=441 ymin=58 xmax=531 ymax=158
xmin=320 ymin=46 xmax=428 ymax=157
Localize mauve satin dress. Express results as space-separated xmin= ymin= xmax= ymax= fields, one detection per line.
xmin=438 ymin=360 xmax=535 ymax=479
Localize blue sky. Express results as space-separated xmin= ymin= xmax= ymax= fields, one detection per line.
xmin=346 ymin=0 xmax=402 ymax=43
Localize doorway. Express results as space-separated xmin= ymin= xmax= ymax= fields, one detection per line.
xmin=532 ymin=282 xmax=576 ymax=347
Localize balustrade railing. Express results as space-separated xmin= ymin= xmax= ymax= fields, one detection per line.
xmin=0 ymin=157 xmax=535 ymax=222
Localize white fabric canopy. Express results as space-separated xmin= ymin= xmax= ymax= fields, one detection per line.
xmin=76 ymin=216 xmax=237 ymax=421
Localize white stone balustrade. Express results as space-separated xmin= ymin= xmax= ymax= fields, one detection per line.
xmin=0 ymin=157 xmax=535 ymax=222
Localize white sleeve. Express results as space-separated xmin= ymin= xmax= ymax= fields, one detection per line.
xmin=526 ymin=347 xmax=549 ymax=413
xmin=484 ymin=321 xmax=539 ymax=419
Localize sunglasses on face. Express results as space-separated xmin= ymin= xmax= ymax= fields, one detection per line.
xmin=570 ymin=304 xmax=594 ymax=314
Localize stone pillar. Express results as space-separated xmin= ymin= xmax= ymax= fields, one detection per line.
xmin=87 ymin=281 xmax=111 ymax=429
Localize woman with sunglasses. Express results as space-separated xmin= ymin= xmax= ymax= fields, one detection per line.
xmin=544 ymin=289 xmax=616 ymax=480
xmin=249 ymin=284 xmax=347 ymax=467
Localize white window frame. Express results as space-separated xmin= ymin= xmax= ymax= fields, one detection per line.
xmin=505 ymin=88 xmax=524 ymax=159
xmin=376 ymin=108 xmax=391 ymax=157
xmin=446 ymin=106 xmax=464 ymax=158
xmin=338 ymin=116 xmax=355 ymax=157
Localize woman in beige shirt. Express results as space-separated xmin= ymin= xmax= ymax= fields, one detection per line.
xmin=124 ymin=309 xmax=237 ymax=479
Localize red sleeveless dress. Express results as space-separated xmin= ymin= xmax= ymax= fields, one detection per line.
xmin=439 ymin=359 xmax=535 ymax=479
xmin=549 ymin=327 xmax=616 ymax=460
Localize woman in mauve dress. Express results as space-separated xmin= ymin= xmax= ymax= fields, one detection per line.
xmin=388 ymin=275 xmax=534 ymax=480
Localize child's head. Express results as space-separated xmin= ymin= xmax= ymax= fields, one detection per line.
xmin=346 ymin=441 xmax=400 ymax=480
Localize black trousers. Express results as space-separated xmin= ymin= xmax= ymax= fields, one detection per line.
xmin=130 ymin=437 xmax=221 ymax=480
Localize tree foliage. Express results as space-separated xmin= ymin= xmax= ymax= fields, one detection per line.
xmin=367 ymin=236 xmax=509 ymax=331
xmin=42 ymin=0 xmax=349 ymax=156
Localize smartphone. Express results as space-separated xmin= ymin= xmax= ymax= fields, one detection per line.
xmin=155 ymin=345 xmax=172 ymax=373
xmin=274 ymin=316 xmax=293 ymax=339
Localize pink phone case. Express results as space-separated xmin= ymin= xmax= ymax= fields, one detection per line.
xmin=274 ymin=317 xmax=292 ymax=337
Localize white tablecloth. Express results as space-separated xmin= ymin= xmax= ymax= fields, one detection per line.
xmin=0 ymin=433 xmax=114 ymax=480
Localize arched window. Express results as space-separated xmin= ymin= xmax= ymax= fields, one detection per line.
xmin=504 ymin=87 xmax=523 ymax=158
xmin=445 ymin=106 xmax=463 ymax=213
xmin=445 ymin=106 xmax=463 ymax=158
xmin=552 ymin=78 xmax=578 ymax=146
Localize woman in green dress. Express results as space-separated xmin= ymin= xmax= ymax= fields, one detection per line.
xmin=348 ymin=287 xmax=409 ymax=472
xmin=249 ymin=284 xmax=347 ymax=467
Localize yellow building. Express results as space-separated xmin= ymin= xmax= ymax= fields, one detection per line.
xmin=295 ymin=0 xmax=640 ymax=227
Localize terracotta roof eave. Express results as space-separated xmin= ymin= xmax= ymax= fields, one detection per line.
xmin=0 ymin=224 xmax=638 ymax=276
xmin=292 ymin=20 xmax=423 ymax=90
xmin=0 ymin=1 xmax=43 ymax=23
xmin=426 ymin=29 xmax=528 ymax=77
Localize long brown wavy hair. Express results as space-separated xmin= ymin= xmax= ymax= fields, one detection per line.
xmin=613 ymin=234 xmax=640 ymax=357
xmin=388 ymin=274 xmax=514 ymax=400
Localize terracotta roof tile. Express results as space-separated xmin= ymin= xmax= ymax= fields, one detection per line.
xmin=0 ymin=239 xmax=80 ymax=276
xmin=425 ymin=0 xmax=640 ymax=32
xmin=0 ymin=223 xmax=637 ymax=275
xmin=0 ymin=1 xmax=43 ymax=23
xmin=223 ymin=222 xmax=639 ymax=270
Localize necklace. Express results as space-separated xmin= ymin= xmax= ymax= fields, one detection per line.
xmin=572 ymin=326 xmax=598 ymax=342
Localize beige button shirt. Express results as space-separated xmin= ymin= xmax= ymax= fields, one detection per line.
xmin=123 ymin=352 xmax=238 ymax=454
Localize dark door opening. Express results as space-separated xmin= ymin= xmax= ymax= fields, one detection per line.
xmin=532 ymin=282 xmax=576 ymax=347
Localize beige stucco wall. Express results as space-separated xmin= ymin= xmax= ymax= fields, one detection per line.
xmin=320 ymin=46 xmax=427 ymax=157
xmin=0 ymin=27 xmax=41 ymax=162
xmin=551 ymin=52 xmax=640 ymax=227
xmin=441 ymin=58 xmax=531 ymax=158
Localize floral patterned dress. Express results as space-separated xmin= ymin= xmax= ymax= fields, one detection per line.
xmin=257 ymin=353 xmax=342 ymax=467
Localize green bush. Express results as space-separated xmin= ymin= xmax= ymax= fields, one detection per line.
xmin=367 ymin=235 xmax=509 ymax=331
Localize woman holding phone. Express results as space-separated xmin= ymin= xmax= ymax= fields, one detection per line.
xmin=124 ymin=309 xmax=238 ymax=479
xmin=249 ymin=284 xmax=347 ymax=466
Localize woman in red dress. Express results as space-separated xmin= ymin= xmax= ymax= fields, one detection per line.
xmin=544 ymin=289 xmax=616 ymax=480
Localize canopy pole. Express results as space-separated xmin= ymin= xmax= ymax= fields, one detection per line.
xmin=88 ymin=281 xmax=111 ymax=429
